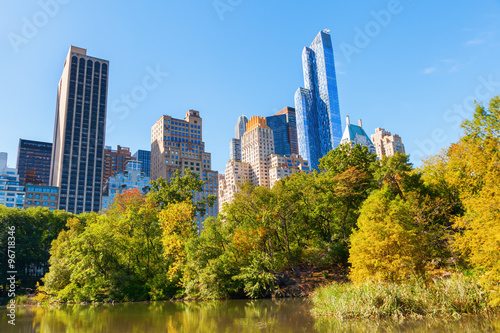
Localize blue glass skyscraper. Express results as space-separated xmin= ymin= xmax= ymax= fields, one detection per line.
xmin=294 ymin=30 xmax=342 ymax=169
xmin=266 ymin=107 xmax=298 ymax=157
xmin=133 ymin=149 xmax=151 ymax=178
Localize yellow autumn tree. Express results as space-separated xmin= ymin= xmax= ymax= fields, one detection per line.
xmin=159 ymin=200 xmax=196 ymax=282
xmin=450 ymin=96 xmax=500 ymax=306
xmin=349 ymin=187 xmax=429 ymax=283
xmin=454 ymin=184 xmax=500 ymax=305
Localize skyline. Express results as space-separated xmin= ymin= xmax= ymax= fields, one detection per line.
xmin=1 ymin=1 xmax=500 ymax=174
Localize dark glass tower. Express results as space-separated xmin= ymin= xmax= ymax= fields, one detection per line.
xmin=49 ymin=46 xmax=109 ymax=214
xmin=294 ymin=30 xmax=342 ymax=169
xmin=16 ymin=139 xmax=52 ymax=186
xmin=133 ymin=150 xmax=151 ymax=178
xmin=266 ymin=107 xmax=298 ymax=157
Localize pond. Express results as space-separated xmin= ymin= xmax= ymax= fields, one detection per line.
xmin=1 ymin=298 xmax=499 ymax=332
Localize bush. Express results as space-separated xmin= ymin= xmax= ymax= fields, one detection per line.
xmin=233 ymin=252 xmax=276 ymax=298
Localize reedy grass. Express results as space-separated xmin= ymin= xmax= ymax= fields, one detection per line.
xmin=311 ymin=274 xmax=493 ymax=319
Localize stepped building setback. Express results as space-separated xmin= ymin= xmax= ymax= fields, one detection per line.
xmin=269 ymin=154 xmax=310 ymax=187
xmin=151 ymin=110 xmax=218 ymax=231
xmin=371 ymin=127 xmax=406 ymax=159
xmin=218 ymin=116 xmax=310 ymax=212
xmin=103 ymin=145 xmax=135 ymax=188
xmin=241 ymin=116 xmax=275 ymax=188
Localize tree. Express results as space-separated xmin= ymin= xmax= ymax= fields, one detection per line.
xmin=0 ymin=207 xmax=72 ymax=293
xmin=349 ymin=187 xmax=430 ymax=283
xmin=373 ymin=153 xmax=423 ymax=200
xmin=149 ymin=169 xmax=216 ymax=218
xmin=319 ymin=143 xmax=376 ymax=176
xmin=43 ymin=189 xmax=180 ymax=302
xmin=159 ymin=200 xmax=196 ymax=283
xmin=451 ymin=96 xmax=500 ymax=305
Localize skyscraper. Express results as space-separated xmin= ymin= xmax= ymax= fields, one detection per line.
xmin=266 ymin=107 xmax=298 ymax=157
xmin=218 ymin=116 xmax=310 ymax=211
xmin=235 ymin=115 xmax=248 ymax=140
xmin=241 ymin=116 xmax=275 ymax=188
xmin=295 ymin=30 xmax=342 ymax=169
xmin=151 ymin=110 xmax=218 ymax=231
xmin=49 ymin=46 xmax=109 ymax=214
xmin=133 ymin=150 xmax=151 ymax=178
xmin=16 ymin=139 xmax=52 ymax=186
xmin=229 ymin=115 xmax=248 ymax=161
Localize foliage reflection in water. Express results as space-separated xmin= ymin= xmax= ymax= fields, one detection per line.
xmin=1 ymin=298 xmax=499 ymax=332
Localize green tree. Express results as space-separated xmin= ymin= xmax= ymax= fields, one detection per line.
xmin=149 ymin=169 xmax=216 ymax=218
xmin=0 ymin=207 xmax=72 ymax=292
xmin=319 ymin=143 xmax=376 ymax=176
xmin=44 ymin=190 xmax=176 ymax=302
xmin=373 ymin=153 xmax=423 ymax=200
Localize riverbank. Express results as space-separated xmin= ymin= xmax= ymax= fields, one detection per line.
xmin=4 ymin=265 xmax=349 ymax=306
xmin=269 ymin=265 xmax=349 ymax=298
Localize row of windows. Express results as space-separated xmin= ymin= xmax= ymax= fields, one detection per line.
xmin=26 ymin=201 xmax=56 ymax=206
xmin=26 ymin=194 xmax=56 ymax=200
xmin=1 ymin=203 xmax=23 ymax=208
xmin=26 ymin=187 xmax=58 ymax=193
xmin=165 ymin=120 xmax=201 ymax=130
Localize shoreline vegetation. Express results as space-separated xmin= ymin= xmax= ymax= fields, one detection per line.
xmin=1 ymin=97 xmax=499 ymax=320
xmin=311 ymin=274 xmax=494 ymax=319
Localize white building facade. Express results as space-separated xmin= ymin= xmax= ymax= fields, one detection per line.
xmin=101 ymin=160 xmax=150 ymax=210
xmin=0 ymin=153 xmax=25 ymax=209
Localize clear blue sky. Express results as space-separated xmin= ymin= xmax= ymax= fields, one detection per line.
xmin=1 ymin=0 xmax=499 ymax=173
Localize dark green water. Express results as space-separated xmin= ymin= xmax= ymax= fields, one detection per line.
xmin=1 ymin=298 xmax=499 ymax=332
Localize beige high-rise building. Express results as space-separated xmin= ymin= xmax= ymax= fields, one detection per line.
xmin=241 ymin=116 xmax=275 ymax=187
xmin=151 ymin=110 xmax=218 ymax=231
xmin=218 ymin=116 xmax=310 ymax=212
xmin=371 ymin=127 xmax=406 ymax=160
xmin=218 ymin=160 xmax=251 ymax=208
xmin=268 ymin=154 xmax=310 ymax=187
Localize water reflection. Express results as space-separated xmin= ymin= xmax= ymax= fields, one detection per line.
xmin=1 ymin=298 xmax=499 ymax=332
